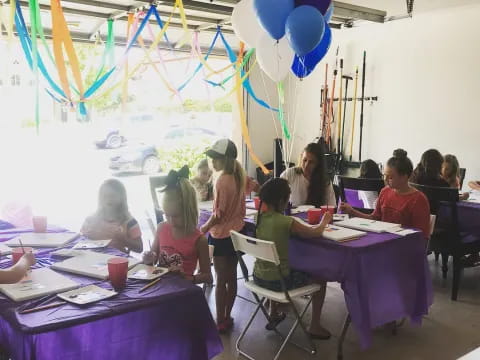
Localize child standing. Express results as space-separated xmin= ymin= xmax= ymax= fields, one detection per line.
xmin=190 ymin=159 xmax=213 ymax=202
xmin=200 ymin=139 xmax=246 ymax=333
xmin=81 ymin=179 xmax=143 ymax=254
xmin=0 ymin=252 xmax=35 ymax=283
xmin=143 ymin=166 xmax=212 ymax=284
xmin=253 ymin=178 xmax=332 ymax=339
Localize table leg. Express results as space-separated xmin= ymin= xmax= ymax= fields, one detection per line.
xmin=337 ymin=313 xmax=351 ymax=360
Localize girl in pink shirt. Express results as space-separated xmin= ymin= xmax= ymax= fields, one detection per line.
xmin=201 ymin=139 xmax=246 ymax=333
xmin=143 ymin=166 xmax=212 ymax=284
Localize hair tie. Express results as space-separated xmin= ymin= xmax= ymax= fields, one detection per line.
xmin=162 ymin=165 xmax=190 ymax=192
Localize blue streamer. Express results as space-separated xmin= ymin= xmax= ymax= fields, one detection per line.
xmin=177 ymin=29 xmax=221 ymax=92
xmin=217 ymin=31 xmax=278 ymax=112
xmin=126 ymin=6 xmax=155 ymax=52
xmin=152 ymin=7 xmax=172 ymax=46
xmin=15 ymin=4 xmax=67 ymax=100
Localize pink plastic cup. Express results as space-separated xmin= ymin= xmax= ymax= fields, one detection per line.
xmin=307 ymin=209 xmax=323 ymax=225
xmin=12 ymin=247 xmax=34 ymax=265
xmin=108 ymin=257 xmax=129 ymax=291
xmin=32 ymin=216 xmax=47 ymax=233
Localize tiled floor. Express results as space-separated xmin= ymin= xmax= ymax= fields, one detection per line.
xmin=207 ymin=256 xmax=480 ymax=360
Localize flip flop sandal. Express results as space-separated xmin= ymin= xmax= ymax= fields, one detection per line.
xmin=265 ymin=312 xmax=286 ymax=331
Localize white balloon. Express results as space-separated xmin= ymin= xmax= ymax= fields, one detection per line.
xmin=231 ymin=0 xmax=266 ymax=48
xmin=256 ymin=34 xmax=295 ymax=82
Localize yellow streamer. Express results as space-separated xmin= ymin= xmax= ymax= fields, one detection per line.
xmin=235 ymin=44 xmax=268 ymax=174
xmin=215 ymin=60 xmax=257 ymax=104
xmin=8 ymin=0 xmax=15 ymax=44
xmin=121 ymin=13 xmax=134 ymax=111
xmin=0 ymin=4 xmax=4 ymax=42
xmin=175 ymin=0 xmax=191 ymax=48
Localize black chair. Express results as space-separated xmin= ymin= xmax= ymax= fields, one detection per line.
xmin=459 ymin=168 xmax=466 ymax=189
xmin=338 ymin=176 xmax=385 ymax=214
xmin=410 ymin=183 xmax=480 ymax=300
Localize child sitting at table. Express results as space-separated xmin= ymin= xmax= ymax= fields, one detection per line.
xmin=143 ymin=166 xmax=212 ymax=285
xmin=81 ymin=179 xmax=143 ymax=254
xmin=0 ymin=252 xmax=35 ymax=283
xmin=442 ymin=154 xmax=469 ymax=200
xmin=191 ymin=159 xmax=213 ymax=202
xmin=341 ymin=149 xmax=431 ymax=239
xmin=253 ymin=178 xmax=332 ymax=339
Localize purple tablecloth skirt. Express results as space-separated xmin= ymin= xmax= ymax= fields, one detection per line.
xmin=199 ymin=210 xmax=433 ymax=349
xmin=0 ymin=227 xmax=223 ymax=360
xmin=289 ymin=231 xmax=432 ymax=349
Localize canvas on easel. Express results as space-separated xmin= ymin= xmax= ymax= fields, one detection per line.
xmin=5 ymin=233 xmax=79 ymax=248
xmin=0 ymin=268 xmax=78 ymax=302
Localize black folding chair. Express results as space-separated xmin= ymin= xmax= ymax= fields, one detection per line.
xmin=410 ymin=183 xmax=480 ymax=300
xmin=338 ymin=176 xmax=385 ymax=214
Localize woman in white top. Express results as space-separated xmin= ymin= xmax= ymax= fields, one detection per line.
xmin=280 ymin=143 xmax=336 ymax=207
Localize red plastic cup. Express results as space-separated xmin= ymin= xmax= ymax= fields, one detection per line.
xmin=12 ymin=247 xmax=34 ymax=265
xmin=108 ymin=257 xmax=129 ymax=291
xmin=33 ymin=216 xmax=47 ymax=233
xmin=320 ymin=206 xmax=335 ymax=223
xmin=307 ymin=209 xmax=322 ymax=225
xmin=254 ymin=197 xmax=261 ymax=210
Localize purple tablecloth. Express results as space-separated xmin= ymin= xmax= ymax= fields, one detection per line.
xmin=199 ymin=210 xmax=433 ymax=349
xmin=457 ymin=201 xmax=480 ymax=238
xmin=0 ymin=227 xmax=223 ymax=360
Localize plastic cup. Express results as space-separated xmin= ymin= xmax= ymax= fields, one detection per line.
xmin=307 ymin=209 xmax=323 ymax=225
xmin=108 ymin=257 xmax=129 ymax=291
xmin=254 ymin=197 xmax=261 ymax=210
xmin=320 ymin=206 xmax=335 ymax=223
xmin=12 ymin=247 xmax=34 ymax=265
xmin=33 ymin=216 xmax=47 ymax=233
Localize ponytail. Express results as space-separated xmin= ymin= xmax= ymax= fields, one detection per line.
xmin=223 ymin=158 xmax=246 ymax=197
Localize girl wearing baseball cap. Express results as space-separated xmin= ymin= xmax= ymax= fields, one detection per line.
xmin=201 ymin=139 xmax=246 ymax=333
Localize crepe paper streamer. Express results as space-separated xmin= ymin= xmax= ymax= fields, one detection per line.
xmin=174 ymin=0 xmax=191 ymax=48
xmin=93 ymin=19 xmax=115 ymax=84
xmin=50 ymin=0 xmax=85 ymax=109
xmin=177 ymin=29 xmax=221 ymax=92
xmin=235 ymin=46 xmax=269 ymax=175
xmin=0 ymin=5 xmax=4 ymax=42
xmin=15 ymin=3 xmax=67 ymax=100
xmin=28 ymin=0 xmax=41 ymax=133
xmin=151 ymin=5 xmax=172 ymax=47
xmin=8 ymin=0 xmax=15 ymax=44
xmin=277 ymin=81 xmax=291 ymax=140
xmin=205 ymin=48 xmax=255 ymax=89
xmin=122 ymin=13 xmax=134 ymax=111
xmin=218 ymin=30 xmax=278 ymax=112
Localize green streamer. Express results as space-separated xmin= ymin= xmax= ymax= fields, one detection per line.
xmin=93 ymin=19 xmax=115 ymax=84
xmin=213 ymin=48 xmax=255 ymax=89
xmin=277 ymin=81 xmax=290 ymax=140
xmin=29 ymin=0 xmax=40 ymax=134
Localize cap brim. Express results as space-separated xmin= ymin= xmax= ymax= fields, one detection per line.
xmin=206 ymin=149 xmax=222 ymax=158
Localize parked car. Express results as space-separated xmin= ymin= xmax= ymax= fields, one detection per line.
xmin=160 ymin=127 xmax=220 ymax=148
xmin=109 ymin=145 xmax=161 ymax=175
xmin=95 ymin=129 xmax=126 ymax=149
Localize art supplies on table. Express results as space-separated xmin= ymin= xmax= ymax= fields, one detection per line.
xmin=5 ymin=232 xmax=79 ymax=248
xmin=19 ymin=301 xmax=67 ymax=314
xmin=334 ymin=217 xmax=401 ymax=233
xmin=57 ymin=285 xmax=117 ymax=305
xmin=73 ymin=239 xmax=111 ymax=250
xmin=128 ymin=264 xmax=168 ymax=281
xmin=50 ymin=249 xmax=88 ymax=258
xmin=51 ymin=251 xmax=141 ymax=280
xmin=333 ymin=214 xmax=349 ymax=222
xmin=385 ymin=228 xmax=420 ymax=237
xmin=322 ymin=225 xmax=367 ymax=242
xmin=465 ymin=195 xmax=480 ymax=204
xmin=291 ymin=205 xmax=315 ymax=215
xmin=0 ymin=243 xmax=13 ymax=256
xmin=0 ymin=268 xmax=78 ymax=302
xmin=294 ymin=218 xmax=366 ymax=242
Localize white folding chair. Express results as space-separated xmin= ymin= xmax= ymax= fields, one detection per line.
xmin=230 ymin=231 xmax=320 ymax=360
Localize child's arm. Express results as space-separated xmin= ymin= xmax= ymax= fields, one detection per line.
xmin=200 ymin=214 xmax=219 ymax=235
xmin=468 ymin=181 xmax=480 ymax=191
xmin=189 ymin=236 xmax=213 ymax=285
xmin=112 ymin=219 xmax=143 ymax=253
xmin=142 ymin=223 xmax=162 ymax=265
xmin=339 ymin=202 xmax=374 ymax=219
xmin=291 ymin=213 xmax=332 ymax=238
xmin=0 ymin=253 xmax=35 ymax=284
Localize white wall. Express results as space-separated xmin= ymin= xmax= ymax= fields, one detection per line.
xmin=247 ymin=1 xmax=480 ymax=186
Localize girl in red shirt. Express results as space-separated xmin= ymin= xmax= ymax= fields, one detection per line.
xmin=341 ymin=149 xmax=431 ymax=239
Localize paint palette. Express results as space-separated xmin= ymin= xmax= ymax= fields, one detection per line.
xmin=58 ymin=285 xmax=117 ymax=305
xmin=128 ymin=264 xmax=168 ymax=281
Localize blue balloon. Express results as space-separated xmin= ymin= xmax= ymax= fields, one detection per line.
xmin=291 ymin=23 xmax=332 ymax=78
xmin=254 ymin=0 xmax=294 ymax=40
xmin=286 ymin=6 xmax=325 ymax=56
xmin=324 ymin=2 xmax=334 ymax=22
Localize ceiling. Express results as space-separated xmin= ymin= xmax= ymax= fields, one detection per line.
xmin=1 ymin=0 xmax=389 ymax=54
